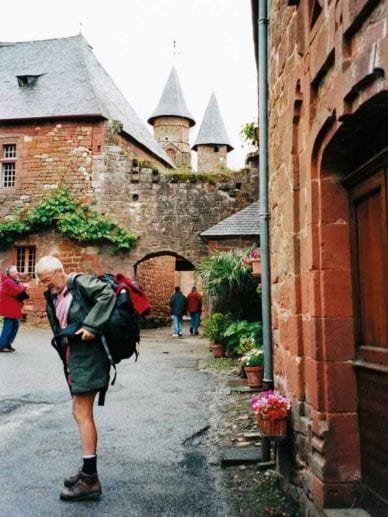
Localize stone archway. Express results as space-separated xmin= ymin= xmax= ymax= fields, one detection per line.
xmin=134 ymin=251 xmax=196 ymax=321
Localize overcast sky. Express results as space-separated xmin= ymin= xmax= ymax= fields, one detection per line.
xmin=0 ymin=0 xmax=258 ymax=169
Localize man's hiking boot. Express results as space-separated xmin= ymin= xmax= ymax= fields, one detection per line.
xmin=60 ymin=471 xmax=101 ymax=501
xmin=64 ymin=468 xmax=83 ymax=488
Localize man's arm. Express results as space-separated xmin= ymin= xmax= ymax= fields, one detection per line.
xmin=74 ymin=275 xmax=116 ymax=336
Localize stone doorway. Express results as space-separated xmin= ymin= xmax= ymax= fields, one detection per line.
xmin=320 ymin=93 xmax=388 ymax=513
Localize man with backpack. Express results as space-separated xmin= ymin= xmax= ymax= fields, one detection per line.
xmin=35 ymin=256 xmax=116 ymax=502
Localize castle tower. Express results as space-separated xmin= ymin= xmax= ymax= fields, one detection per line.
xmin=148 ymin=67 xmax=195 ymax=167
xmin=192 ymin=93 xmax=233 ymax=172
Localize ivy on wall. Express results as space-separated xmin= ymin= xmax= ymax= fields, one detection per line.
xmin=0 ymin=188 xmax=138 ymax=254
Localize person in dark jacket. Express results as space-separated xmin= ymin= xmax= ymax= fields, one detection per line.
xmin=0 ymin=265 xmax=28 ymax=352
xmin=169 ymin=286 xmax=187 ymax=337
xmin=187 ymin=286 xmax=202 ymax=336
xmin=35 ymin=255 xmax=116 ymax=502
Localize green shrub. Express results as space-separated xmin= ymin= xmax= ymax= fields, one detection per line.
xmin=223 ymin=320 xmax=263 ymax=356
xmin=202 ymin=313 xmax=232 ymax=343
xmin=0 ymin=187 xmax=138 ymax=254
xmin=196 ymin=249 xmax=261 ymax=321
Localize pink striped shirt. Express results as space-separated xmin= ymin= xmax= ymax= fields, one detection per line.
xmin=55 ymin=286 xmax=73 ymax=329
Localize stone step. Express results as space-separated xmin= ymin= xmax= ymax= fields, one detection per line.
xmin=324 ymin=510 xmax=371 ymax=517
xmin=220 ymin=446 xmax=262 ymax=466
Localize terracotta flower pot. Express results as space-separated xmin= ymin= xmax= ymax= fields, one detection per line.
xmin=257 ymin=414 xmax=287 ymax=436
xmin=211 ymin=343 xmax=225 ymax=358
xmin=251 ymin=258 xmax=261 ymax=278
xmin=244 ymin=366 xmax=264 ymax=388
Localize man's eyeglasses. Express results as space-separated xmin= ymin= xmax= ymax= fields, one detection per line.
xmin=38 ymin=271 xmax=58 ymax=285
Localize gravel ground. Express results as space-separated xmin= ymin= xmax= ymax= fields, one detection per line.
xmin=201 ymin=360 xmax=300 ymax=517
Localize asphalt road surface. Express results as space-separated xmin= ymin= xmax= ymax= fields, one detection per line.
xmin=0 ymin=325 xmax=229 ymax=517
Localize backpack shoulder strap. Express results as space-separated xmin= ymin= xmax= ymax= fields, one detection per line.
xmin=67 ymin=273 xmax=87 ymax=309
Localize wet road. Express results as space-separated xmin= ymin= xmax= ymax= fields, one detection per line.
xmin=0 ymin=325 xmax=228 ymax=517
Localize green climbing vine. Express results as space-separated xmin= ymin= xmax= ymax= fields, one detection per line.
xmin=0 ymin=188 xmax=138 ymax=254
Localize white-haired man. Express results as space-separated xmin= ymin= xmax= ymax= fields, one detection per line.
xmin=35 ymin=256 xmax=115 ymax=502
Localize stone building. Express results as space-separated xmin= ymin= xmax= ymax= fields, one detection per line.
xmin=0 ymin=35 xmax=257 ymax=321
xmin=192 ymin=92 xmax=234 ymax=172
xmin=148 ymin=67 xmax=195 ymax=168
xmin=148 ymin=70 xmax=234 ymax=172
xmin=251 ymin=0 xmax=387 ymax=514
xmin=200 ymin=200 xmax=260 ymax=253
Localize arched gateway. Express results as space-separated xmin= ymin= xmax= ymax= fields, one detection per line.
xmin=134 ymin=251 xmax=197 ymax=321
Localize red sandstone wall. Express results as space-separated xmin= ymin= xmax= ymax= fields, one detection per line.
xmin=135 ymin=255 xmax=176 ymax=319
xmin=0 ymin=118 xmax=168 ymax=218
xmin=0 ymin=119 xmax=104 ymax=214
xmin=0 ymin=230 xmax=137 ymax=325
xmin=0 ymin=116 xmax=258 ymax=328
xmin=107 ymin=123 xmax=170 ymax=168
xmin=267 ymin=0 xmax=387 ymax=511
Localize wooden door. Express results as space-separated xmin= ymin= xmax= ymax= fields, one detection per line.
xmin=349 ymin=163 xmax=388 ymax=510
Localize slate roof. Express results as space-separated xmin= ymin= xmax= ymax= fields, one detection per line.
xmin=201 ymin=201 xmax=261 ymax=238
xmin=192 ymin=92 xmax=233 ymax=152
xmin=0 ymin=35 xmax=173 ymax=167
xmin=148 ymin=67 xmax=195 ymax=127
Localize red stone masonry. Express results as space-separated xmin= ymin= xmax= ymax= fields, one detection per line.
xmin=0 ymin=116 xmax=257 ymax=325
xmin=267 ymin=0 xmax=387 ymax=511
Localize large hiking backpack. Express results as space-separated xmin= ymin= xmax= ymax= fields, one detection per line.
xmin=68 ymin=273 xmax=151 ymax=369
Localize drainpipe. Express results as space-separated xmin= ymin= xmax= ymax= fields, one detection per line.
xmin=257 ymin=0 xmax=273 ymax=388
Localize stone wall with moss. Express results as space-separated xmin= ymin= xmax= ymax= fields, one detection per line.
xmin=93 ymin=143 xmax=258 ymax=265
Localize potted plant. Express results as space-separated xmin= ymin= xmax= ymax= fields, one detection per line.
xmin=202 ymin=313 xmax=232 ymax=358
xmin=251 ymin=391 xmax=291 ymax=436
xmin=242 ymin=248 xmax=261 ymax=278
xmin=241 ymin=348 xmax=264 ymax=388
xmin=196 ymin=250 xmax=261 ymax=322
xmin=223 ymin=320 xmax=262 ymax=357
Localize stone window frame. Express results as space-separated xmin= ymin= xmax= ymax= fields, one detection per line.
xmin=16 ymin=245 xmax=36 ymax=278
xmin=0 ymin=136 xmax=21 ymax=190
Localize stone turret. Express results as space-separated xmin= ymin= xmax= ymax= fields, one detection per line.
xmin=148 ymin=67 xmax=195 ymax=167
xmin=192 ymin=93 xmax=233 ymax=172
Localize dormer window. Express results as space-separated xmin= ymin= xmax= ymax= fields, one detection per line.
xmin=16 ymin=75 xmax=39 ymax=87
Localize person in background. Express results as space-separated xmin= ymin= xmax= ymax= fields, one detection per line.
xmin=187 ymin=286 xmax=202 ymax=336
xmin=169 ymin=286 xmax=187 ymax=337
xmin=0 ymin=265 xmax=29 ymax=353
xmin=35 ymin=255 xmax=116 ymax=502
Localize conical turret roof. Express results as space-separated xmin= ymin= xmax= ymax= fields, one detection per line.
xmin=148 ymin=67 xmax=195 ymax=127
xmin=192 ymin=93 xmax=233 ymax=152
